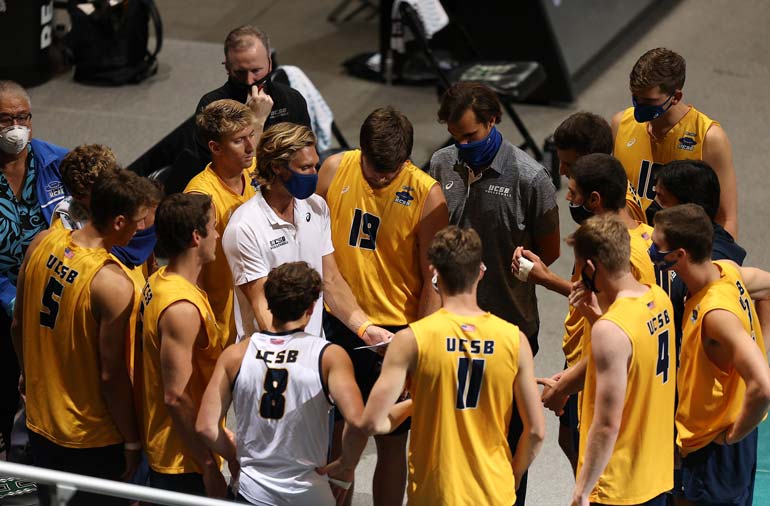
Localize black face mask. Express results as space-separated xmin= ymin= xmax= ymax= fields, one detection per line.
xmin=227 ymin=73 xmax=272 ymax=100
xmin=569 ymin=201 xmax=595 ymax=225
xmin=645 ymin=200 xmax=663 ymax=225
xmin=581 ymin=263 xmax=600 ymax=293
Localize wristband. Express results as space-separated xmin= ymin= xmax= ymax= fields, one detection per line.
xmin=124 ymin=441 xmax=141 ymax=451
xmin=357 ymin=320 xmax=373 ymax=339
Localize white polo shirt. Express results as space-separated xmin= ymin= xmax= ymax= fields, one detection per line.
xmin=222 ymin=189 xmax=333 ymax=340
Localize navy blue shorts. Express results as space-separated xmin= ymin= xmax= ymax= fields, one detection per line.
xmin=323 ymin=310 xmax=410 ymax=435
xmin=558 ymin=392 xmax=580 ymax=453
xmin=680 ymin=428 xmax=758 ymax=506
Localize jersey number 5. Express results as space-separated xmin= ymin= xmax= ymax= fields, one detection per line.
xmin=348 ymin=208 xmax=381 ymax=250
xmin=456 ymin=357 xmax=485 ymax=409
xmin=40 ymin=276 xmax=64 ymax=329
xmin=260 ymin=368 xmax=289 ymax=419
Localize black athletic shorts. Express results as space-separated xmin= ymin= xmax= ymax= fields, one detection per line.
xmin=558 ymin=392 xmax=580 ymax=453
xmin=678 ymin=428 xmax=757 ymax=506
xmin=323 ymin=310 xmax=410 ymax=435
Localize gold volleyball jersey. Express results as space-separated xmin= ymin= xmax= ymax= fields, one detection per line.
xmin=184 ymin=163 xmax=255 ymax=345
xmin=562 ymin=222 xmax=656 ymax=366
xmin=614 ymin=106 xmax=718 ymax=211
xmin=23 ymin=229 xmax=125 ymax=447
xmin=408 ymin=308 xmax=519 ymax=506
xmin=326 ymin=150 xmax=437 ymax=325
xmin=677 ymin=261 xmax=766 ymax=455
xmin=625 ymin=181 xmax=646 ymax=224
xmin=141 ymin=267 xmax=224 ymax=473
xmin=579 ymin=285 xmax=675 ymax=504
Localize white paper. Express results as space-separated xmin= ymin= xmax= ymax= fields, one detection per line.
xmin=354 ymin=341 xmax=390 ymax=351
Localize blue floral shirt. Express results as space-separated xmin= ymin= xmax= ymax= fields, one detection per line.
xmin=0 ymin=148 xmax=47 ymax=285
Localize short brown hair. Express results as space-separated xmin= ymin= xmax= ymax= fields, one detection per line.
xmin=196 ymin=99 xmax=256 ymax=145
xmin=60 ymin=144 xmax=118 ymax=199
xmin=568 ymin=214 xmax=630 ymax=274
xmin=629 ymin=48 xmax=686 ymax=95
xmin=653 ymin=203 xmax=713 ymax=263
xmin=224 ymin=25 xmax=271 ymax=60
xmin=90 ymin=169 xmax=157 ymax=233
xmin=438 ymin=82 xmax=502 ymax=126
xmin=255 ymin=123 xmax=316 ymax=185
xmin=155 ymin=193 xmax=213 ymax=259
xmin=264 ymin=262 xmax=323 ymax=324
xmin=571 ymin=154 xmax=628 ymax=211
xmin=359 ymin=107 xmax=413 ymax=173
xmin=553 ymin=112 xmax=613 ymax=156
xmin=428 ymin=226 xmax=483 ymax=295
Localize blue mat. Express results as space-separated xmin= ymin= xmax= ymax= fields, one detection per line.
xmin=756 ymin=423 xmax=770 ymax=504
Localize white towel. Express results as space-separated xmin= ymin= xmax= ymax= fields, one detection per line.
xmin=390 ymin=0 xmax=450 ymax=54
xmin=279 ymin=65 xmax=334 ymax=153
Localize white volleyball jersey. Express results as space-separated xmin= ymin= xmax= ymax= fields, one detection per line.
xmin=234 ymin=330 xmax=335 ymax=506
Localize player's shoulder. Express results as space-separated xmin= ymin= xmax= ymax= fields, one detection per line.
xmin=183 ymin=165 xmax=215 ymax=193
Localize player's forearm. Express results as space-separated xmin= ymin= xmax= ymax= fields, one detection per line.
xmin=387 ymin=399 xmax=412 ymax=430
xmin=728 ymin=382 xmax=770 ymax=443
xmin=198 ymin=425 xmax=236 ymax=465
xmin=100 ymin=370 xmax=140 ymax=444
xmin=166 ymin=393 xmax=219 ymax=471
xmin=558 ymin=359 xmax=588 ymax=396
xmin=323 ymin=276 xmax=368 ymax=334
xmin=539 ymin=270 xmax=572 ymax=297
xmin=511 ymin=419 xmax=545 ymax=489
xmin=572 ymin=421 xmax=619 ymax=501
xmin=339 ymin=422 xmax=369 ymax=469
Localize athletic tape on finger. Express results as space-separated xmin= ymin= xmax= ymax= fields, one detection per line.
xmin=515 ymin=257 xmax=534 ymax=282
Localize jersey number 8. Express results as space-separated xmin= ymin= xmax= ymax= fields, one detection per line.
xmin=260 ymin=368 xmax=289 ymax=419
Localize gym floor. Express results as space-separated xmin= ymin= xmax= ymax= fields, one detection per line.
xmin=25 ymin=0 xmax=770 ymax=504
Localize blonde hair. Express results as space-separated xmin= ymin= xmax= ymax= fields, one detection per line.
xmin=61 ymin=144 xmax=119 ymax=199
xmin=254 ymin=123 xmax=316 ymax=185
xmin=196 ymin=99 xmax=256 ymax=145
xmin=567 ymin=214 xmax=630 ymax=274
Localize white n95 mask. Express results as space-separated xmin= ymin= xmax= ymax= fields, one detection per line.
xmin=0 ymin=125 xmax=30 ymax=155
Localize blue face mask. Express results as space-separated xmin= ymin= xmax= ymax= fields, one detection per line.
xmin=456 ymin=126 xmax=503 ymax=169
xmin=632 ymin=94 xmax=675 ymax=123
xmin=648 ymin=242 xmax=678 ymax=271
xmin=283 ymin=169 xmax=318 ymax=200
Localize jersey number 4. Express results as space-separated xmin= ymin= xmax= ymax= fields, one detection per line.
xmin=260 ymin=368 xmax=289 ymax=419
xmin=456 ymin=357 xmax=485 ymax=409
xmin=656 ymin=329 xmax=671 ymax=384
xmin=39 ymin=276 xmax=64 ymax=329
xmin=348 ymin=208 xmax=381 ymax=250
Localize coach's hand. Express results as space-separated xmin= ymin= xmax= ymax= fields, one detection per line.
xmin=246 ymin=86 xmax=274 ymax=123
xmin=512 ymin=247 xmax=548 ymax=285
xmin=364 ymin=325 xmax=394 ymax=356
xmin=121 ymin=446 xmax=141 ymax=481
xmin=203 ymin=464 xmax=228 ymax=498
xmin=316 ymin=459 xmax=354 ymax=505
